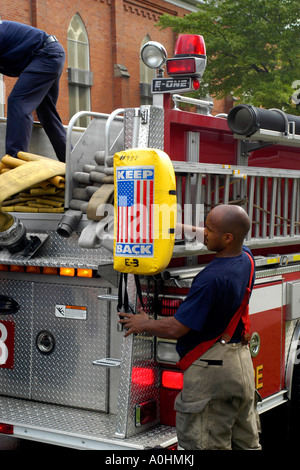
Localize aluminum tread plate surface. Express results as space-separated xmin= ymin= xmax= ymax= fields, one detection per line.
xmin=0 ymin=230 xmax=113 ymax=269
xmin=0 ymin=280 xmax=110 ymax=412
xmin=0 ymin=396 xmax=177 ymax=449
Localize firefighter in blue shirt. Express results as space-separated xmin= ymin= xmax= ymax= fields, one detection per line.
xmin=119 ymin=204 xmax=261 ymax=450
xmin=0 ymin=20 xmax=66 ymax=162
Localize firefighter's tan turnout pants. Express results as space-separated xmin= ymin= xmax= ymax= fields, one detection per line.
xmin=175 ymin=342 xmax=261 ymax=450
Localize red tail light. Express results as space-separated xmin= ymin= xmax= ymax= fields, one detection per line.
xmin=135 ymin=399 xmax=157 ymax=426
xmin=167 ymin=443 xmax=178 ymax=450
xmin=132 ymin=367 xmax=155 ymax=386
xmin=162 ymin=370 xmax=183 ymax=390
xmin=159 ymin=296 xmax=183 ymax=316
xmin=0 ymin=423 xmax=14 ymax=434
xmin=174 ymin=34 xmax=206 ymax=57
xmin=160 ymin=370 xmax=183 ymax=426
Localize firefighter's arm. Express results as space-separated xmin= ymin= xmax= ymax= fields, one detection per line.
xmin=118 ymin=310 xmax=190 ymax=339
xmin=176 ymin=222 xmax=204 ymax=242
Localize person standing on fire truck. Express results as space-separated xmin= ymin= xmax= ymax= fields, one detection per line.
xmin=119 ymin=204 xmax=261 ymax=450
xmin=0 ymin=20 xmax=66 ymax=162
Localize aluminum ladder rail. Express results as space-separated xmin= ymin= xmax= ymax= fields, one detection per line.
xmin=172 ymin=161 xmax=300 ymax=252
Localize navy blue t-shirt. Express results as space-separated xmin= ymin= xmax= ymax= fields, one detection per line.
xmin=174 ymin=246 xmax=255 ymax=358
xmin=0 ymin=21 xmax=45 ymax=76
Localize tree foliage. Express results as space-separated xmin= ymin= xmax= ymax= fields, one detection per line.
xmin=157 ymin=0 xmax=300 ymax=113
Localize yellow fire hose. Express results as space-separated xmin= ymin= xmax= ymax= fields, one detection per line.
xmin=0 ymin=153 xmax=65 ymax=232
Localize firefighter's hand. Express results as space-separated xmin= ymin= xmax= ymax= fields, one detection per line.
xmin=118 ymin=309 xmax=149 ymax=337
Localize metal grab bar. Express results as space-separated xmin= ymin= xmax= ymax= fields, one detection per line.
xmin=172 ymin=94 xmax=213 ymax=114
xmin=66 ymin=110 xmax=124 ymax=165
xmin=104 ymin=108 xmax=125 ymax=159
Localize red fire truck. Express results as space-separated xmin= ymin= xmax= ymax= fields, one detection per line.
xmin=0 ymin=34 xmax=299 ymax=450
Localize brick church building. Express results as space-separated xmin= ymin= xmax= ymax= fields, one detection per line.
xmin=0 ymin=0 xmax=230 ymax=129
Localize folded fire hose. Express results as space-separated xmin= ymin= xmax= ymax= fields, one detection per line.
xmin=0 ymin=152 xmax=65 ymax=252
xmin=77 ymin=184 xmax=115 ymax=250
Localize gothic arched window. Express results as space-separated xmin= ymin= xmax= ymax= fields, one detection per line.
xmin=67 ymin=14 xmax=93 ymax=127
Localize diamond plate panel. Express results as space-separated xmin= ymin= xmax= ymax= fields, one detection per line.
xmin=0 ymin=230 xmax=113 ymax=269
xmin=285 ymin=319 xmax=298 ymax=363
xmin=31 ymin=283 xmax=109 ymax=411
xmin=147 ymin=106 xmax=164 ymax=149
xmin=124 ymin=108 xmax=135 ymax=149
xmin=0 ymin=278 xmax=111 ymax=412
xmin=0 ymin=396 xmax=177 ymax=449
xmin=124 ymin=106 xmax=164 ymax=150
xmin=115 ymin=276 xmax=160 ymax=439
xmin=0 ymin=279 xmax=33 ymax=398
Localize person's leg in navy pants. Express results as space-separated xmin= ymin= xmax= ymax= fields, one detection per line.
xmin=6 ymin=41 xmax=66 ymax=162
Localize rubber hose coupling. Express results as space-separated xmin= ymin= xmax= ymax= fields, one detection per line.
xmin=56 ymin=210 xmax=82 ymax=238
xmin=0 ymin=214 xmax=27 ymax=253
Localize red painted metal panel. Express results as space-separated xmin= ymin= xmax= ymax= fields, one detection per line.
xmin=163 ymin=95 xmax=300 ymax=170
xmin=250 ymin=307 xmax=283 ymax=399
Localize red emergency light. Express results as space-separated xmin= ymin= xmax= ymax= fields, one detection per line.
xmin=166 ymin=34 xmax=207 ymax=78
xmin=174 ymin=34 xmax=206 ymax=57
xmin=167 ymin=57 xmax=196 ymax=75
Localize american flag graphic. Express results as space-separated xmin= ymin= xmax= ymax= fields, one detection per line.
xmin=116 ymin=166 xmax=154 ymax=255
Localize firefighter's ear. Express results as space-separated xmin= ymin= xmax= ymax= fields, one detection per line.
xmin=224 ymin=232 xmax=234 ymax=244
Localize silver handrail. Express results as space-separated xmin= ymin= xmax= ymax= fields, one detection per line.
xmin=172 ymin=94 xmax=213 ymax=114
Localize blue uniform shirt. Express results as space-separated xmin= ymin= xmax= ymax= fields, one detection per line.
xmin=174 ymin=246 xmax=255 ymax=358
xmin=0 ymin=21 xmax=45 ymax=76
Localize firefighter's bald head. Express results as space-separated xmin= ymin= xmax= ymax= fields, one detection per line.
xmin=208 ymin=204 xmax=250 ymax=243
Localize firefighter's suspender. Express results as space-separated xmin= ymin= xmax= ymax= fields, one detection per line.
xmin=177 ymin=252 xmax=255 ymax=371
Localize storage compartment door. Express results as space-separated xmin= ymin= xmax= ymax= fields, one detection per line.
xmin=31 ymin=283 xmax=110 ymax=412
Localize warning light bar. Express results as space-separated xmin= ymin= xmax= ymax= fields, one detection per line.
xmin=26 ymin=266 xmax=41 ymax=274
xmin=77 ymin=268 xmax=93 ymax=278
xmin=10 ymin=265 xmax=25 ymax=273
xmin=60 ymin=267 xmax=75 ymax=277
xmin=0 ymin=264 xmax=95 ymax=278
xmin=43 ymin=267 xmax=58 ymax=275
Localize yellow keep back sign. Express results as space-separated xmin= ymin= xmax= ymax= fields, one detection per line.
xmin=113 ymin=148 xmax=177 ymax=275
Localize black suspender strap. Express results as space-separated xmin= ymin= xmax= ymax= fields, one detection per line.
xmin=117 ymin=273 xmax=145 ymax=315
